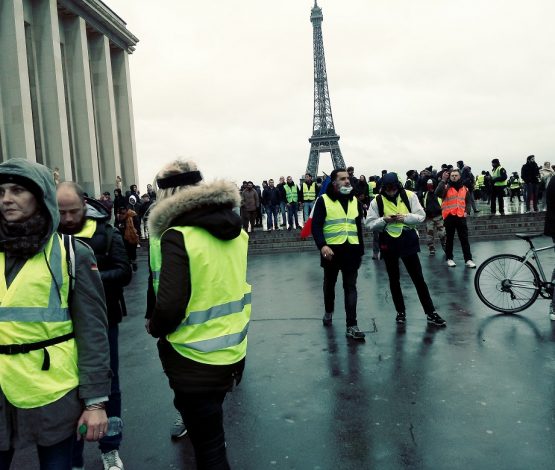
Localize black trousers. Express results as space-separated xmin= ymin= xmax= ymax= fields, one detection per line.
xmin=323 ymin=264 xmax=358 ymax=327
xmin=490 ymin=186 xmax=505 ymax=214
xmin=174 ymin=391 xmax=230 ymax=470
xmin=444 ymin=215 xmax=472 ymax=262
xmin=383 ymin=253 xmax=435 ymax=315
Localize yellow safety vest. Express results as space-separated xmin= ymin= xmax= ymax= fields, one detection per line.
xmin=492 ymin=167 xmax=507 ymax=187
xmin=322 ymin=195 xmax=359 ymax=245
xmin=284 ymin=184 xmax=298 ymax=203
xmin=510 ymin=178 xmax=521 ymax=190
xmin=302 ymin=183 xmax=316 ymax=201
xmin=476 ymin=175 xmax=485 ymax=189
xmin=75 ymin=219 xmax=97 ymax=239
xmin=369 ymin=181 xmax=377 ymax=195
xmin=382 ymin=191 xmax=414 ymax=238
xmin=150 ymin=226 xmax=251 ymax=365
xmin=0 ymin=234 xmax=78 ymax=408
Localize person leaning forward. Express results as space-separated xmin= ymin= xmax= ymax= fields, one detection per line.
xmin=57 ymin=182 xmax=131 ymax=470
xmin=311 ymin=168 xmax=366 ymax=340
xmin=145 ymin=159 xmax=251 ymax=469
xmin=365 ymin=172 xmax=446 ymax=327
xmin=0 ymin=158 xmax=111 ymax=469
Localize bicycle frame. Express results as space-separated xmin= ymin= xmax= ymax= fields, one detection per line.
xmin=520 ymin=242 xmax=555 ymax=285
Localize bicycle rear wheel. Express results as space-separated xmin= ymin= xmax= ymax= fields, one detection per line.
xmin=474 ymin=254 xmax=541 ymax=313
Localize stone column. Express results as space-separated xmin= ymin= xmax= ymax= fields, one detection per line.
xmin=111 ymin=49 xmax=139 ymax=190
xmin=88 ymin=34 xmax=121 ymax=193
xmin=61 ymin=15 xmax=100 ymax=196
xmin=0 ymin=0 xmax=36 ymax=160
xmin=32 ymin=0 xmax=72 ymax=177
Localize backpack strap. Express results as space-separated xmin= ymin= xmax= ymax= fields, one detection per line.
xmin=376 ymin=194 xmax=384 ymax=217
xmin=377 ymin=190 xmax=412 ymax=217
xmin=62 ymin=234 xmax=76 ymax=306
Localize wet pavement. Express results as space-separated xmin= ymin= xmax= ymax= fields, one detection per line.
xmin=13 ymin=236 xmax=555 ymax=469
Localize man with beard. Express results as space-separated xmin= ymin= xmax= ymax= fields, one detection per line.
xmin=311 ymin=168 xmax=366 ymax=340
xmin=435 ymin=169 xmax=476 ymax=268
xmin=57 ymin=182 xmax=131 ymax=470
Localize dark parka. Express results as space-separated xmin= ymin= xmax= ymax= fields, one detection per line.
xmin=146 ymin=180 xmax=245 ymax=393
xmin=77 ymin=199 xmax=132 ymax=326
xmin=544 ymin=176 xmax=555 ymax=238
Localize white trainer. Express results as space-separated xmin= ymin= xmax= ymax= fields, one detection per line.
xmin=447 ymin=259 xmax=456 ymax=267
xmin=101 ymin=450 xmax=124 ymax=470
xmin=465 ymin=260 xmax=476 ymax=268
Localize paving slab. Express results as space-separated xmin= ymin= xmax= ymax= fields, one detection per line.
xmin=12 ymin=236 xmax=555 ymax=469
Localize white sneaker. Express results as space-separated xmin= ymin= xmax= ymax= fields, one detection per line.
xmin=550 ymin=313 xmax=555 ymax=321
xmin=447 ymin=259 xmax=456 ymax=267
xmin=550 ymin=305 xmax=555 ymax=321
xmin=465 ymin=260 xmax=476 ymax=268
xmin=101 ymin=450 xmax=124 ymax=470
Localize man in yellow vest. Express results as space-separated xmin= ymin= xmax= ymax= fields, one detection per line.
xmin=145 ymin=159 xmax=250 ymax=468
xmin=366 ymin=173 xmax=446 ymax=327
xmin=300 ymin=173 xmax=318 ymax=222
xmin=436 ymin=169 xmax=476 ymax=268
xmin=284 ymin=176 xmax=301 ymax=230
xmin=0 ymin=158 xmax=111 ymax=468
xmin=311 ymin=168 xmax=366 ymax=340
xmin=490 ymin=158 xmax=507 ymax=215
xmin=57 ymin=182 xmax=131 ymax=470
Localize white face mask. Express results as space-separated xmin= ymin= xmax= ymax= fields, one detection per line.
xmin=339 ymin=186 xmax=352 ymax=195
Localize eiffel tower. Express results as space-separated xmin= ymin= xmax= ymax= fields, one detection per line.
xmin=306 ymin=0 xmax=346 ymax=177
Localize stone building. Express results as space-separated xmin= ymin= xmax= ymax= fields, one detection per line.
xmin=0 ymin=0 xmax=139 ymax=196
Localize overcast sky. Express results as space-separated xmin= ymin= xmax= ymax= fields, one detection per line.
xmin=107 ymin=0 xmax=555 ymax=190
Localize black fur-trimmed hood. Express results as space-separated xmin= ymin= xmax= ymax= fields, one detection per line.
xmin=148 ymin=179 xmax=242 ymax=240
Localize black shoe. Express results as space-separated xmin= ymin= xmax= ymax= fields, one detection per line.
xmin=396 ymin=312 xmax=406 ymax=324
xmin=322 ymin=312 xmax=333 ymax=326
xmin=346 ymin=326 xmax=366 ymax=340
xmin=427 ymin=311 xmax=446 ymax=327
xmin=287 ymin=227 xmax=292 ymax=231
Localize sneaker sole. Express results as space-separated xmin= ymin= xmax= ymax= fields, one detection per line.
xmin=427 ymin=320 xmax=447 ymax=327
xmin=346 ymin=333 xmax=366 ymax=340
xmin=171 ymin=430 xmax=188 ymax=439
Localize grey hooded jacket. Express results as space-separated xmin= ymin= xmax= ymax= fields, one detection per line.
xmin=0 ymin=158 xmax=111 ymax=450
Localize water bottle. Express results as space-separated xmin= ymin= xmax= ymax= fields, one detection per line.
xmin=105 ymin=416 xmax=123 ymax=436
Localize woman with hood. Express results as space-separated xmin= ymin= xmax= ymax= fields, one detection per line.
xmin=0 ymin=159 xmax=111 ymax=468
xmin=145 ymin=159 xmax=250 ymax=469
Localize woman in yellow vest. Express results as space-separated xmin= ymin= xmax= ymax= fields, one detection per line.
xmin=145 ymin=159 xmax=250 ymax=469
xmin=0 ymin=158 xmax=111 ymax=469
xmin=366 ymin=173 xmax=446 ymax=327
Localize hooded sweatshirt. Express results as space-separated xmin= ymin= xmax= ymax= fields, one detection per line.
xmin=0 ymin=158 xmax=110 ymax=450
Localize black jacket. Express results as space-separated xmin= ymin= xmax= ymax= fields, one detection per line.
xmin=312 ymin=184 xmax=364 ymax=269
xmin=521 ymin=161 xmax=540 ymax=184
xmin=545 ymin=177 xmax=555 ymax=238
xmin=262 ymin=186 xmax=281 ymax=206
xmin=77 ymin=200 xmax=132 ymax=326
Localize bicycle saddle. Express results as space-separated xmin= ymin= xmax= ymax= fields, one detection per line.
xmin=515 ymin=232 xmax=544 ymax=241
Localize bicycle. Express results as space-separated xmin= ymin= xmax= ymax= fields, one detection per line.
xmin=474 ymin=233 xmax=554 ymax=313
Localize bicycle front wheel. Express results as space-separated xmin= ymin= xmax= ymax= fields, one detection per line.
xmin=474 ymin=254 xmax=541 ymax=313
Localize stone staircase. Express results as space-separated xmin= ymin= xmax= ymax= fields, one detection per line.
xmin=247 ymin=212 xmax=547 ymax=255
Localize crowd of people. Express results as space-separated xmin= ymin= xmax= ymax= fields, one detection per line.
xmin=0 ymin=155 xmax=552 ymax=470
xmin=240 ymin=157 xmax=555 ymax=234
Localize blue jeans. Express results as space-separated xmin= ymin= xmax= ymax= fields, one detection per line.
xmin=72 ymin=325 xmax=122 ymax=466
xmin=279 ymin=202 xmax=287 ymax=225
xmin=524 ymin=182 xmax=538 ymax=211
xmin=266 ymin=205 xmax=279 ymax=229
xmin=303 ymin=200 xmax=314 ymax=221
xmin=287 ymin=202 xmax=300 ymax=229
xmin=0 ymin=435 xmax=74 ymax=470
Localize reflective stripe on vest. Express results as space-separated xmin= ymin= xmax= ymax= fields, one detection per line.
xmin=284 ymin=184 xmax=298 ymax=203
xmin=382 ymin=191 xmax=414 ymax=238
xmin=441 ymin=186 xmax=467 ymax=219
xmin=150 ymin=226 xmax=251 ymax=365
xmin=493 ymin=167 xmax=507 ymax=186
xmin=0 ymin=234 xmax=78 ymax=408
xmin=75 ymin=219 xmax=97 ymax=239
xmin=322 ymin=195 xmax=359 ymax=245
xmin=510 ymin=179 xmax=521 ymax=189
xmin=302 ymin=182 xmax=315 ymax=201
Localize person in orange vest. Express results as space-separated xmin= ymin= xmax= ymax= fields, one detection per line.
xmin=435 ymin=168 xmax=476 ymax=268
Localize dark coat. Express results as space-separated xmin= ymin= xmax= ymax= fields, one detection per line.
xmin=146 ymin=180 xmax=245 ymax=393
xmin=521 ymin=161 xmax=540 ymax=184
xmin=262 ymin=186 xmax=281 ymax=206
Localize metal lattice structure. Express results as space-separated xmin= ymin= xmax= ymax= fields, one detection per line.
xmin=306 ymin=0 xmax=346 ymax=177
